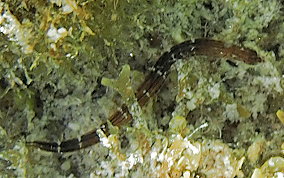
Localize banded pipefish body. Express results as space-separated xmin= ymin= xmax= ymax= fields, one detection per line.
xmin=27 ymin=38 xmax=262 ymax=153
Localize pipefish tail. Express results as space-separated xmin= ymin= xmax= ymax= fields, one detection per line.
xmin=27 ymin=38 xmax=262 ymax=153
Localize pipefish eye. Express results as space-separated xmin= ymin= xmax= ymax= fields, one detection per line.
xmin=226 ymin=60 xmax=238 ymax=67
xmin=145 ymin=32 xmax=163 ymax=48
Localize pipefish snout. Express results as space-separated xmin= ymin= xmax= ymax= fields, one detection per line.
xmin=27 ymin=38 xmax=262 ymax=153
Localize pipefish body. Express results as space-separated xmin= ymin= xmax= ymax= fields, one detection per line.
xmin=27 ymin=38 xmax=262 ymax=153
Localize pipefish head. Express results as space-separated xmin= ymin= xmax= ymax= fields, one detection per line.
xmin=181 ymin=39 xmax=263 ymax=65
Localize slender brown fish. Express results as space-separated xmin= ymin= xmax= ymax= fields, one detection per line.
xmin=27 ymin=38 xmax=262 ymax=152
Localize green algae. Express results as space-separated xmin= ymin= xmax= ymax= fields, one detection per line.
xmin=101 ymin=64 xmax=136 ymax=105
xmin=0 ymin=0 xmax=284 ymax=177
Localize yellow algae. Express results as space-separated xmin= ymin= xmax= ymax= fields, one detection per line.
xmin=252 ymin=157 xmax=284 ymax=178
xmin=101 ymin=64 xmax=136 ymax=104
xmin=237 ymin=104 xmax=251 ymax=119
xmin=199 ymin=140 xmax=245 ymax=178
xmin=276 ymin=110 xmax=284 ymax=124
xmin=157 ymin=135 xmax=202 ymax=178
xmin=153 ymin=132 xmax=244 ymax=178
xmin=247 ymin=136 xmax=266 ymax=164
xmin=251 ymin=168 xmax=264 ymax=178
xmin=168 ymin=115 xmax=187 ymax=134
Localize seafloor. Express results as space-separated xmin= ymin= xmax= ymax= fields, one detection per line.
xmin=0 ymin=0 xmax=283 ymax=177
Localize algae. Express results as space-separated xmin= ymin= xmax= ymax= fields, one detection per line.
xmin=0 ymin=0 xmax=283 ymax=177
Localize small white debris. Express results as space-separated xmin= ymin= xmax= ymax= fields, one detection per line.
xmin=157 ymin=70 xmax=163 ymax=76
xmin=186 ymin=142 xmax=200 ymax=154
xmin=97 ymin=129 xmax=111 ymax=148
xmin=47 ymin=25 xmax=68 ymax=43
xmin=61 ymin=160 xmax=71 ymax=171
xmin=50 ymin=0 xmax=79 ymax=14
xmin=208 ymin=83 xmax=220 ymax=99
xmin=68 ymin=122 xmax=80 ymax=131
xmin=254 ymin=76 xmax=283 ymax=93
xmin=100 ymin=137 xmax=111 ymax=148
xmin=224 ymin=103 xmax=239 ymax=121
xmin=268 ymin=158 xmax=275 ymax=167
xmin=150 ymin=151 xmax=158 ymax=160
xmin=275 ymin=172 xmax=284 ymax=178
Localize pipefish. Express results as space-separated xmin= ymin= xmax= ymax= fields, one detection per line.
xmin=27 ymin=38 xmax=262 ymax=153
